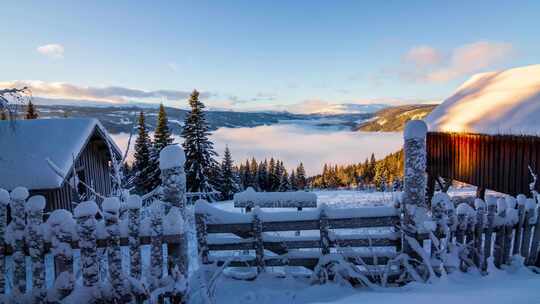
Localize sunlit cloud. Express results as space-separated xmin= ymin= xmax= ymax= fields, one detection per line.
xmin=400 ymin=41 xmax=513 ymax=83
xmin=0 ymin=80 xmax=211 ymax=104
xmin=36 ymin=44 xmax=65 ymax=59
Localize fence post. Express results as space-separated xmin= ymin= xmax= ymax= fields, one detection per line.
xmin=474 ymin=199 xmax=486 ymax=270
xmin=0 ymin=189 xmax=9 ymax=294
xmin=103 ymin=197 xmax=130 ymax=302
xmin=74 ymin=200 xmax=99 ymax=287
xmin=47 ymin=209 xmax=76 ymax=299
xmin=252 ymin=207 xmax=265 ymax=273
xmin=456 ymin=204 xmax=469 ymax=272
xmin=503 ymin=197 xmax=518 ymax=265
xmin=319 ymin=204 xmax=330 ymax=255
xmin=483 ymin=197 xmax=497 ymax=271
xmin=402 ymin=120 xmax=428 ymax=257
xmin=195 ymin=209 xmax=209 ymax=265
xmin=527 ymin=201 xmax=540 ymax=265
xmin=521 ymin=199 xmax=535 ymax=259
xmin=494 ymin=198 xmax=506 ymax=268
xmin=127 ymin=195 xmax=142 ymax=279
xmin=513 ymin=195 xmax=527 ymax=255
xmin=26 ymin=195 xmax=46 ymax=301
xmin=149 ymin=201 xmax=164 ymax=289
xmin=159 ymin=145 xmax=189 ymax=286
xmin=10 ymin=187 xmax=29 ymax=294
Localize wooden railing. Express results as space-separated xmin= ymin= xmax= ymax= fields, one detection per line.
xmin=195 ymin=201 xmax=401 ymax=275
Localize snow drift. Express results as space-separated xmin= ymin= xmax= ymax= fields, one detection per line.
xmin=425 ymin=64 xmax=540 ymax=135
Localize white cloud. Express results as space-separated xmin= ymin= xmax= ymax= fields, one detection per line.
xmin=403 ymin=45 xmax=442 ymax=67
xmin=401 ymin=41 xmax=513 ymax=83
xmin=0 ymin=80 xmax=210 ymax=104
xmin=36 ymin=44 xmax=65 ymax=59
xmin=426 ymin=41 xmax=513 ymax=82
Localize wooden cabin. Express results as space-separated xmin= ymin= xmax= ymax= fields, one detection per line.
xmin=424 ymin=64 xmax=540 ymax=200
xmin=0 ymin=118 xmax=121 ymax=211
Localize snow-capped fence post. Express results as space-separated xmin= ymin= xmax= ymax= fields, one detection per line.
xmin=195 ymin=209 xmax=209 ymax=265
xmin=103 ymin=197 xmax=130 ymax=302
xmin=527 ymin=201 xmax=540 ymax=265
xmin=483 ymin=197 xmax=497 ymax=271
xmin=473 ymin=199 xmax=486 ymax=270
xmin=10 ymin=187 xmax=29 ymax=294
xmin=47 ymin=209 xmax=76 ymax=300
xmin=521 ymin=199 xmax=536 ymax=260
xmin=26 ymin=195 xmax=46 ymax=300
xmin=513 ymin=195 xmax=527 ymax=255
xmin=402 ymin=120 xmax=428 ymax=257
xmin=252 ymin=207 xmax=265 ymax=273
xmin=127 ymin=195 xmax=142 ymax=279
xmin=159 ymin=145 xmax=189 ymax=281
xmin=456 ymin=204 xmax=469 ymax=272
xmin=0 ymin=189 xmax=9 ymax=293
xmin=319 ymin=204 xmax=331 ymax=255
xmin=74 ymin=200 xmax=99 ymax=287
xmin=494 ymin=198 xmax=506 ymax=268
xmin=149 ymin=201 xmax=164 ymax=289
xmin=503 ymin=198 xmax=518 ymax=264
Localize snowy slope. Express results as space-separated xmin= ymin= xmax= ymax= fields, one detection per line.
xmin=425 ymin=64 xmax=540 ymax=135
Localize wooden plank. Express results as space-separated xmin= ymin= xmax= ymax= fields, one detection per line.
xmin=209 ymin=256 xmax=393 ymax=268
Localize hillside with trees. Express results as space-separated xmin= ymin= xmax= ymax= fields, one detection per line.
xmin=355 ymin=104 xmax=436 ymax=132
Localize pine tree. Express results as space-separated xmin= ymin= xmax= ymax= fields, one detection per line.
xmin=218 ymin=146 xmax=238 ymax=200
xmin=296 ymin=163 xmax=307 ymax=190
xmin=250 ymin=158 xmax=259 ymax=190
xmin=0 ymin=110 xmax=6 ymax=120
xmin=257 ymin=161 xmax=268 ymax=191
xmin=278 ymin=169 xmax=291 ymax=192
xmin=148 ymin=104 xmax=174 ymax=190
xmin=181 ymin=90 xmax=218 ymax=195
xmin=25 ymin=100 xmax=38 ymax=119
xmin=268 ymin=158 xmax=277 ymax=191
xmin=132 ymin=111 xmax=153 ymax=194
xmin=290 ymin=169 xmax=298 ymax=191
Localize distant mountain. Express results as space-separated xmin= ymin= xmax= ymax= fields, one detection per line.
xmin=311 ymin=103 xmax=388 ymax=115
xmin=34 ymin=104 xmax=374 ymax=134
xmin=355 ymin=104 xmax=437 ymax=132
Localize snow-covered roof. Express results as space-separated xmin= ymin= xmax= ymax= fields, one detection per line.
xmin=425 ymin=64 xmax=540 ymax=136
xmin=0 ymin=118 xmax=121 ymax=190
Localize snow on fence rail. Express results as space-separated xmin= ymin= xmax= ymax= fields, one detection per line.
xmin=233 ymin=187 xmax=317 ymax=210
xmin=195 ymin=200 xmax=401 ymax=277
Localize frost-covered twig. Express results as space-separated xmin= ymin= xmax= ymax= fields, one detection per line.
xmin=46 ymin=157 xmax=105 ymax=200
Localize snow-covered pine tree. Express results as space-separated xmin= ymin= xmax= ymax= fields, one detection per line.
xmin=218 ymin=146 xmax=238 ymax=200
xmin=257 ymin=160 xmax=268 ymax=191
xmin=149 ymin=104 xmax=174 ymax=191
xmin=25 ymin=100 xmax=38 ymax=119
xmin=181 ymin=90 xmax=218 ymax=196
xmin=249 ymin=158 xmax=258 ymax=189
xmin=278 ymin=169 xmax=291 ymax=192
xmin=296 ymin=163 xmax=307 ymax=190
xmin=290 ymin=169 xmax=298 ymax=191
xmin=268 ymin=158 xmax=278 ymax=191
xmin=133 ymin=111 xmax=153 ymax=194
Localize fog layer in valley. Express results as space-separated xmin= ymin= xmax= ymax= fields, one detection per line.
xmin=111 ymin=123 xmax=402 ymax=175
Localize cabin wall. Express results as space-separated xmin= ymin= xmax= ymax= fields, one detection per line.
xmin=427 ymin=132 xmax=540 ymax=196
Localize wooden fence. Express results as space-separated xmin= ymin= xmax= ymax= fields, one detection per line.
xmin=426 ymin=132 xmax=540 ymax=196
xmin=0 ymin=189 xmax=186 ymax=303
xmin=424 ymin=194 xmax=540 ymax=272
xmin=195 ymin=201 xmax=402 ymax=280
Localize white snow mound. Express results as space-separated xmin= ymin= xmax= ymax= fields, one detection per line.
xmin=74 ymin=200 xmax=99 ymax=218
xmin=0 ymin=189 xmax=9 ymax=205
xmin=425 ymin=64 xmax=540 ymax=135
xmin=10 ymin=187 xmax=29 ymax=201
xmin=26 ymin=195 xmax=46 ymax=212
xmin=159 ymin=144 xmax=185 ymax=170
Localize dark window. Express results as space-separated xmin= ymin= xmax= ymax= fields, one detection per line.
xmin=76 ymin=169 xmax=86 ymax=198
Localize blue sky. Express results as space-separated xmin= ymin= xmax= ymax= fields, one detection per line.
xmin=1 ymin=1 xmax=539 ymax=112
